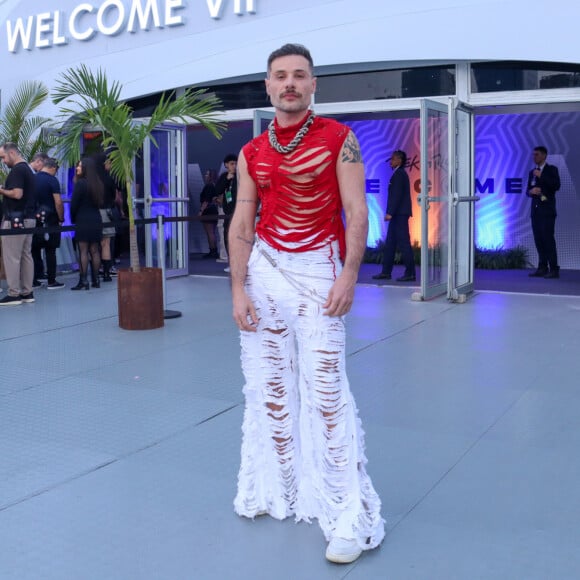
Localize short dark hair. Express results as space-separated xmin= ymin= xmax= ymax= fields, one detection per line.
xmin=534 ymin=145 xmax=548 ymax=155
xmin=267 ymin=43 xmax=314 ymax=76
xmin=32 ymin=152 xmax=49 ymax=163
xmin=1 ymin=141 xmax=21 ymax=155
xmin=43 ymin=157 xmax=59 ymax=170
xmin=223 ymin=153 xmax=238 ymax=164
xmin=392 ymin=149 xmax=407 ymax=166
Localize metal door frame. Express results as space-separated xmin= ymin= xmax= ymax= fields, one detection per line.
xmin=141 ymin=123 xmax=188 ymax=277
xmin=414 ymin=98 xmax=450 ymax=301
xmin=448 ymin=99 xmax=478 ymax=301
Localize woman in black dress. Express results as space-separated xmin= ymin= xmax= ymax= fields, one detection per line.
xmin=70 ymin=157 xmax=104 ymax=290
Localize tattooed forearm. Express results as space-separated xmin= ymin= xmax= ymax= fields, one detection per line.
xmin=341 ymin=131 xmax=362 ymax=163
xmin=236 ymin=235 xmax=254 ymax=246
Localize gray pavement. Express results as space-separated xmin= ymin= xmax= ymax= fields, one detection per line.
xmin=1 ymin=274 xmax=579 ymax=579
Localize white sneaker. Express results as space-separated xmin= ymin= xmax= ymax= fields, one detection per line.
xmin=224 ymin=267 xmax=231 ymax=273
xmin=325 ymin=537 xmax=362 ymax=564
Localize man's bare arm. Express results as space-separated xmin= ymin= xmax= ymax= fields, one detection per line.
xmin=228 ymin=151 xmax=260 ymax=330
xmin=338 ymin=131 xmax=368 ymax=278
xmin=53 ymin=193 xmax=65 ymax=222
xmin=323 ymin=130 xmax=368 ymax=317
xmin=0 ymin=186 xmax=23 ymax=200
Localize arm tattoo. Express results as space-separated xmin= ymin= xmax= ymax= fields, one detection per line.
xmin=236 ymin=235 xmax=254 ymax=246
xmin=341 ymin=131 xmax=362 ymax=163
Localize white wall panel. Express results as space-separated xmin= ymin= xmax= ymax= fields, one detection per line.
xmin=0 ymin=0 xmax=576 ymax=116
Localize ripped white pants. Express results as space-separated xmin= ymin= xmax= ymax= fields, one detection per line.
xmin=234 ymin=238 xmax=385 ymax=551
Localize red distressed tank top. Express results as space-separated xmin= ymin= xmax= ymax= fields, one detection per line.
xmin=243 ymin=114 xmax=350 ymax=259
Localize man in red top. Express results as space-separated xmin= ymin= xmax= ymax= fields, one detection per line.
xmin=228 ymin=44 xmax=384 ymax=564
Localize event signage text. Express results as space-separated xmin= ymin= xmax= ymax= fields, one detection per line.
xmin=5 ymin=0 xmax=257 ymax=53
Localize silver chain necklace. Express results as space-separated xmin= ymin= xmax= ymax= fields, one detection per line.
xmin=268 ymin=111 xmax=315 ymax=154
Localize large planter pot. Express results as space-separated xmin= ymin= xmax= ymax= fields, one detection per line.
xmin=117 ymin=267 xmax=164 ymax=330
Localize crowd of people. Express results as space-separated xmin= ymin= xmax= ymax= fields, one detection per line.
xmin=0 ymin=145 xmax=124 ymax=305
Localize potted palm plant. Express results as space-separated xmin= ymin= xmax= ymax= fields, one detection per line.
xmin=52 ymin=65 xmax=225 ymax=329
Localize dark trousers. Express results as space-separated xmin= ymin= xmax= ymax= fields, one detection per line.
xmin=32 ymin=245 xmax=57 ymax=283
xmin=381 ymin=215 xmax=415 ymax=276
xmin=224 ymin=213 xmax=233 ymax=257
xmin=531 ymin=209 xmax=558 ymax=271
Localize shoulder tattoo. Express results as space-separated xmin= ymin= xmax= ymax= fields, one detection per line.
xmin=341 ymin=131 xmax=362 ymax=163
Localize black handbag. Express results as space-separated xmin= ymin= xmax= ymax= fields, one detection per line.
xmin=106 ymin=206 xmax=121 ymax=222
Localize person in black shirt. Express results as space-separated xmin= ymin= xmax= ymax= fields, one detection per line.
xmin=32 ymin=158 xmax=65 ymax=289
xmin=198 ymin=169 xmax=218 ymax=258
xmin=0 ymin=142 xmax=36 ymax=305
xmin=215 ymin=153 xmax=238 ymax=258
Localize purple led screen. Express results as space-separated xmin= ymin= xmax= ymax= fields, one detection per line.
xmin=345 ymin=112 xmax=580 ymax=269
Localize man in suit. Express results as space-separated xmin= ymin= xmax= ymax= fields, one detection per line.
xmin=527 ymin=145 xmax=561 ymax=279
xmin=373 ymin=149 xmax=416 ymax=282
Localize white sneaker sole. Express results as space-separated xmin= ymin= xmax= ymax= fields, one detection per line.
xmin=325 ymin=549 xmax=362 ymax=564
xmin=325 ymin=539 xmax=362 ymax=564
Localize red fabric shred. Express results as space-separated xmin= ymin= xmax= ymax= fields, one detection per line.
xmin=243 ymin=114 xmax=350 ymax=260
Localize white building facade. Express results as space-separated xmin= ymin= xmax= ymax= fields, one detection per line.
xmin=2 ymin=0 xmax=580 ymax=294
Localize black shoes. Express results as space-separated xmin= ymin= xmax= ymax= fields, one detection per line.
xmin=529 ymin=268 xmax=559 ymax=278
xmin=372 ymin=272 xmax=416 ymax=282
xmin=71 ymin=280 xmax=89 ymax=291
xmin=47 ymin=281 xmax=65 ymax=290
xmin=0 ymin=295 xmax=22 ymax=306
xmin=529 ymin=269 xmax=547 ymax=277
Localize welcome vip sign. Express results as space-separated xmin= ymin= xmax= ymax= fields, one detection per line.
xmin=3 ymin=0 xmax=257 ymax=52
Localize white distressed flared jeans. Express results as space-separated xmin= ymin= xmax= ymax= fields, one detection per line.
xmin=234 ymin=238 xmax=385 ymax=551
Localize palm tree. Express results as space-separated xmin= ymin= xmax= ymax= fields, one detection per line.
xmin=52 ymin=65 xmax=225 ymax=272
xmin=0 ymin=80 xmax=55 ymax=181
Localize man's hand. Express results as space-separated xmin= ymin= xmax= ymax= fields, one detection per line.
xmin=384 ymin=214 xmax=392 ymax=221
xmin=529 ymin=187 xmax=542 ymax=196
xmin=232 ymin=289 xmax=259 ymax=332
xmin=323 ymin=272 xmax=356 ymax=317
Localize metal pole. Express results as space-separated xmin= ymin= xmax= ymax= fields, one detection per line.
xmin=157 ymin=214 xmax=182 ymax=320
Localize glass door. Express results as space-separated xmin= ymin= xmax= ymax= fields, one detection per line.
xmin=449 ymin=100 xmax=477 ymax=301
xmin=140 ymin=124 xmax=188 ymax=277
xmin=253 ymin=109 xmax=274 ymax=137
xmin=415 ymin=99 xmax=450 ymax=301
